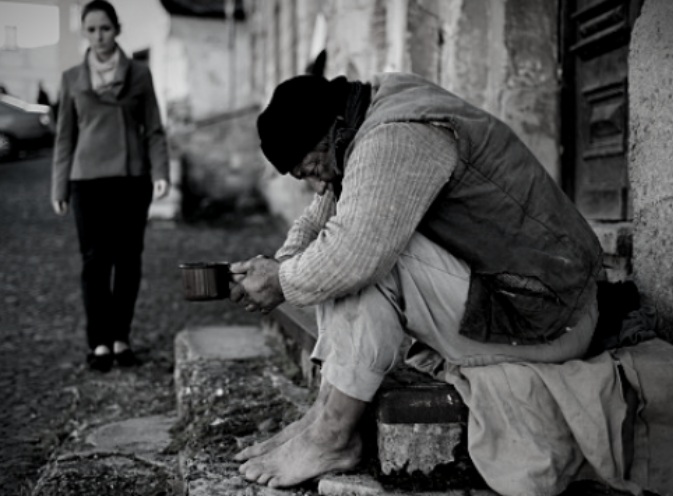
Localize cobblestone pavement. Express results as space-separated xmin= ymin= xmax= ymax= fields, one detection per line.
xmin=0 ymin=151 xmax=287 ymax=495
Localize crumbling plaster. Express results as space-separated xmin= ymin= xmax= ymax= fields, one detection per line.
xmin=629 ymin=0 xmax=673 ymax=324
xmin=440 ymin=0 xmax=560 ymax=181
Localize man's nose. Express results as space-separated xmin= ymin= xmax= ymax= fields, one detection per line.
xmin=306 ymin=177 xmax=327 ymax=196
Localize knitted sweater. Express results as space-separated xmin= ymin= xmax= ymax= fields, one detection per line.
xmin=276 ymin=121 xmax=458 ymax=306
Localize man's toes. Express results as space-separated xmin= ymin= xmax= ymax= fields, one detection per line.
xmin=242 ymin=469 xmax=262 ymax=482
xmin=267 ymin=476 xmax=287 ymax=489
xmin=256 ymin=472 xmax=274 ymax=486
xmin=239 ymin=461 xmax=258 ymax=479
xmin=234 ymin=447 xmax=252 ymax=461
xmin=267 ymin=477 xmax=280 ymax=489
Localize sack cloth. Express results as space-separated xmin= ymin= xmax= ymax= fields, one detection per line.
xmin=443 ymin=339 xmax=673 ymax=496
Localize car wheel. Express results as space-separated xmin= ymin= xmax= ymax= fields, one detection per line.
xmin=0 ymin=132 xmax=14 ymax=161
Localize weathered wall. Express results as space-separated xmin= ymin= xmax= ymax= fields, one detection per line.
xmin=0 ymin=45 xmax=59 ymax=103
xmin=178 ymin=107 xmax=266 ymax=216
xmin=436 ymin=0 xmax=560 ymax=180
xmin=629 ymin=0 xmax=673 ymax=324
xmin=164 ymin=17 xmax=232 ymax=122
xmin=170 ymin=13 xmax=266 ymax=216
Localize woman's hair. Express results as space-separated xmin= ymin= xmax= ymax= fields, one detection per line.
xmin=81 ymin=0 xmax=121 ymax=31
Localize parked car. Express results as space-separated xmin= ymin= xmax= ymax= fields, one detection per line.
xmin=0 ymin=94 xmax=54 ymax=161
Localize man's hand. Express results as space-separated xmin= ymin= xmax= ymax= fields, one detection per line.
xmin=229 ymin=256 xmax=285 ymax=313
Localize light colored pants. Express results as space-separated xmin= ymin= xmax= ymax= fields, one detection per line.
xmin=312 ymin=232 xmax=598 ymax=402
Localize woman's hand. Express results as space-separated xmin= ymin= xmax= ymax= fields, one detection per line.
xmin=52 ymin=200 xmax=68 ymax=216
xmin=153 ymin=179 xmax=169 ymax=200
xmin=229 ymin=256 xmax=285 ymax=314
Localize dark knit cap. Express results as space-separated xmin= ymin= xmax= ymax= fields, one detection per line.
xmin=257 ymin=75 xmax=349 ymax=174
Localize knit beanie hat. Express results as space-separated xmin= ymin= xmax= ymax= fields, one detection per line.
xmin=257 ymin=75 xmax=349 ymax=174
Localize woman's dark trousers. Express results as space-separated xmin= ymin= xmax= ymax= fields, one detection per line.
xmin=70 ymin=176 xmax=153 ymax=351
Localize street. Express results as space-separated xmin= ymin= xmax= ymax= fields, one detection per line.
xmin=0 ymin=151 xmax=286 ymax=494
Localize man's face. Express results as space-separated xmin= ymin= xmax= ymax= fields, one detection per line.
xmin=289 ymin=141 xmax=336 ymax=196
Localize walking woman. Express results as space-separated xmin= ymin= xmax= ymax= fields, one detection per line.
xmin=51 ymin=0 xmax=169 ymax=372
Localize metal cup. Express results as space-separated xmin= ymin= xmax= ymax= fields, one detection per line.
xmin=179 ymin=262 xmax=231 ymax=301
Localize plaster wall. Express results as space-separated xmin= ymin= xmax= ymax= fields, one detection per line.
xmin=436 ymin=0 xmax=560 ymax=181
xmin=323 ymin=0 xmax=379 ymax=80
xmin=167 ymin=17 xmax=231 ymax=123
xmin=0 ymin=44 xmax=59 ymax=103
xmin=628 ymin=0 xmax=673 ymax=324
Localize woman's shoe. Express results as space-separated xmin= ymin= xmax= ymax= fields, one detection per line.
xmin=114 ymin=348 xmax=138 ymax=367
xmin=87 ymin=352 xmax=113 ymax=372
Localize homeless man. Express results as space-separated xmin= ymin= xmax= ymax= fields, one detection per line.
xmin=227 ymin=72 xmax=603 ymax=489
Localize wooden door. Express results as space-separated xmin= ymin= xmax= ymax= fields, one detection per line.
xmin=560 ymin=0 xmax=642 ymax=221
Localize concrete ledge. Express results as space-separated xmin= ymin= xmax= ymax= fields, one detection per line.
xmin=319 ymin=473 xmax=498 ymax=496
xmin=175 ymin=325 xmax=271 ymax=362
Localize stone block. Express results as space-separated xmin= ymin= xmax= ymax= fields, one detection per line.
xmin=374 ymin=367 xmax=471 ymax=477
xmin=376 ymin=382 xmax=467 ymax=424
xmin=378 ymin=422 xmax=464 ymax=476
xmin=86 ymin=415 xmax=176 ymax=458
xmin=175 ymin=325 xmax=270 ymax=363
xmin=319 ymin=473 xmax=498 ymax=496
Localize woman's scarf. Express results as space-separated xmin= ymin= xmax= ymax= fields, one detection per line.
xmin=88 ymin=47 xmax=120 ymax=94
xmin=330 ymin=80 xmax=371 ymax=199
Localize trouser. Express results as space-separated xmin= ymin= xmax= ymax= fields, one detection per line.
xmin=70 ymin=176 xmax=153 ymax=350
xmin=312 ymin=232 xmax=599 ymax=402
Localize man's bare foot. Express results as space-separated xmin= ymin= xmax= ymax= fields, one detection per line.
xmin=239 ymin=386 xmax=366 ymax=488
xmin=234 ymin=380 xmax=333 ymax=462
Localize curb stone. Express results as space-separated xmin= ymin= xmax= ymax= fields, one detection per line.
xmin=30 ymin=414 xmax=181 ymax=496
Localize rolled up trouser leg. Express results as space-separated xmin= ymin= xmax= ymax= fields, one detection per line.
xmin=312 ymin=232 xmax=472 ymax=402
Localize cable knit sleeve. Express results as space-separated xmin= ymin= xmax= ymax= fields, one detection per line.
xmin=278 ymin=122 xmax=458 ymax=307
xmin=275 ymin=189 xmax=336 ymax=261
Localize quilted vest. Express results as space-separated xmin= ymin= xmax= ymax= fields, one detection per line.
xmin=349 ymin=73 xmax=603 ymax=344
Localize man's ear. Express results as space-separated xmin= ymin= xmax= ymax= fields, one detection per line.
xmin=305 ymin=49 xmax=327 ymax=77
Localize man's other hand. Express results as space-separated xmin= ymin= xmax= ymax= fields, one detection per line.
xmin=229 ymin=256 xmax=285 ymax=313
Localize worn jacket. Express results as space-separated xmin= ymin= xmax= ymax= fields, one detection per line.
xmin=51 ymin=48 xmax=169 ymax=202
xmin=352 ymin=73 xmax=603 ymax=344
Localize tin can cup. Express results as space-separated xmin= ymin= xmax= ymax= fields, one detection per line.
xmin=179 ymin=262 xmax=231 ymax=301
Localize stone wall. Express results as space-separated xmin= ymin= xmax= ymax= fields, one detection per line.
xmin=629 ymin=0 xmax=673 ymax=325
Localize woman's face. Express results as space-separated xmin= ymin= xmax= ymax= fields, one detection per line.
xmin=82 ymin=10 xmax=118 ymax=60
